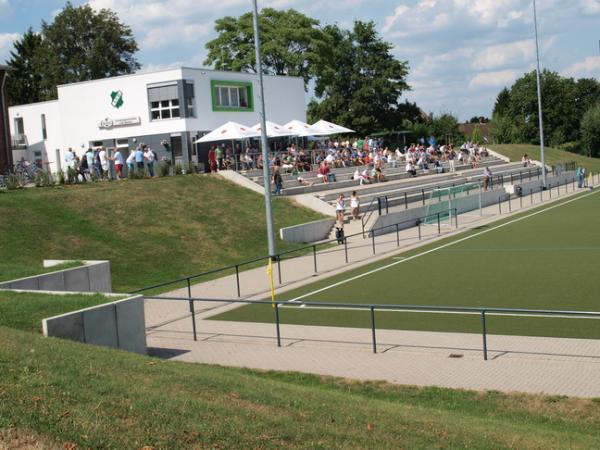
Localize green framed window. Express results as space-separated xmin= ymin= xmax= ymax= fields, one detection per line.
xmin=211 ymin=80 xmax=254 ymax=112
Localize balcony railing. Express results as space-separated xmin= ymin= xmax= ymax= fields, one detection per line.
xmin=11 ymin=134 xmax=28 ymax=150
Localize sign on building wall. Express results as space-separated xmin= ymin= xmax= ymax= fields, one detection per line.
xmin=110 ymin=90 xmax=124 ymax=109
xmin=99 ymin=117 xmax=141 ymax=129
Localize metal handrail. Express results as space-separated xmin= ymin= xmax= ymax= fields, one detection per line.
xmin=132 ymin=208 xmax=458 ymax=295
xmin=144 ymin=295 xmax=600 ymax=360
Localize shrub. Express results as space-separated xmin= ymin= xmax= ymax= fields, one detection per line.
xmin=158 ymin=162 xmax=171 ymax=177
xmin=56 ymin=170 xmax=66 ymax=185
xmin=34 ymin=171 xmax=52 ymax=187
xmin=174 ymin=163 xmax=183 ymax=175
xmin=5 ymin=173 xmax=21 ymax=190
xmin=186 ymin=162 xmax=198 ymax=174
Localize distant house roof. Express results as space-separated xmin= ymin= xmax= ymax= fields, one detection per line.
xmin=459 ymin=122 xmax=490 ymax=141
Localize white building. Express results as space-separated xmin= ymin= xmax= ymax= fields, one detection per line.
xmin=8 ymin=66 xmax=306 ymax=173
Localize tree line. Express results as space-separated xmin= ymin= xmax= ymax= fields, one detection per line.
xmin=491 ymin=70 xmax=600 ymax=157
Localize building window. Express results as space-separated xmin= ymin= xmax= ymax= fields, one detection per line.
xmin=184 ymin=81 xmax=196 ymax=118
xmin=116 ymin=138 xmax=129 ymax=148
xmin=211 ymin=80 xmax=253 ymax=112
xmin=148 ymin=84 xmax=180 ymax=121
xmin=41 ymin=114 xmax=47 ymax=140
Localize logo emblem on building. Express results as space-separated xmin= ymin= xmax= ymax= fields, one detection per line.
xmin=110 ymin=90 xmax=124 ymax=109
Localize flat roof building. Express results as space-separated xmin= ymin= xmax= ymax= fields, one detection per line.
xmin=8 ymin=67 xmax=306 ymax=173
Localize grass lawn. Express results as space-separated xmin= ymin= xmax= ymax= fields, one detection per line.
xmin=215 ymin=190 xmax=600 ymax=339
xmin=0 ymin=291 xmax=113 ymax=333
xmin=0 ymin=175 xmax=324 ymax=293
xmin=490 ymin=143 xmax=600 ymax=172
xmin=2 ymin=293 xmax=600 ymax=448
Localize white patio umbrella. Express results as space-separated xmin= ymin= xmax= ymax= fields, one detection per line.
xmin=282 ymin=119 xmax=320 ymax=137
xmin=311 ymin=119 xmax=355 ymax=135
xmin=193 ymin=121 xmax=259 ymax=143
xmin=251 ymin=120 xmax=298 ymax=138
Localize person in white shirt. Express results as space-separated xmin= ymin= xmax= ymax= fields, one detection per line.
xmin=64 ymin=148 xmax=75 ymax=169
xmin=98 ymin=147 xmax=109 ymax=179
xmin=125 ymin=150 xmax=135 ymax=175
xmin=112 ymin=148 xmax=124 ymax=179
xmin=143 ymin=146 xmax=156 ymax=177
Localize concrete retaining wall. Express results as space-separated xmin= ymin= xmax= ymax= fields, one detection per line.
xmin=42 ymin=295 xmax=146 ymax=354
xmin=280 ymin=218 xmax=336 ymax=243
xmin=0 ymin=260 xmax=112 ymax=293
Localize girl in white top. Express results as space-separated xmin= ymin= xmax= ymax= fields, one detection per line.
xmin=335 ymin=193 xmax=345 ymax=224
xmin=350 ymin=191 xmax=360 ymax=220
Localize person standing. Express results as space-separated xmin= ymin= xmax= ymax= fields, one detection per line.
xmin=126 ymin=149 xmax=135 ymax=176
xmin=215 ymin=145 xmax=223 ymax=170
xmin=85 ymin=148 xmax=94 ymax=178
xmin=98 ymin=147 xmax=109 ymax=179
xmin=335 ymin=193 xmax=345 ymax=224
xmin=144 ymin=146 xmax=155 ymax=177
xmin=113 ymin=148 xmax=124 ymax=179
xmin=350 ymin=191 xmax=360 ymax=220
xmin=272 ymin=166 xmax=283 ymax=195
xmin=135 ymin=145 xmax=144 ymax=174
xmin=448 ymin=147 xmax=456 ymax=172
xmin=483 ymin=166 xmax=492 ymax=191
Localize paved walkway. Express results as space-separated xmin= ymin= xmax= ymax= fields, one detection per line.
xmin=144 ymin=181 xmax=600 ymax=398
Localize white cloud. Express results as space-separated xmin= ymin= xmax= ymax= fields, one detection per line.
xmin=562 ymin=56 xmax=600 ymax=78
xmin=468 ymin=69 xmax=520 ymax=89
xmin=581 ymin=0 xmax=600 ymax=15
xmin=0 ymin=32 xmax=19 ymax=64
xmin=471 ymin=39 xmax=534 ymax=70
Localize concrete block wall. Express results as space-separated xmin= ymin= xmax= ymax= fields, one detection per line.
xmin=0 ymin=260 xmax=112 ymax=293
xmin=42 ymin=295 xmax=147 ymax=354
xmin=280 ymin=218 xmax=337 ymax=243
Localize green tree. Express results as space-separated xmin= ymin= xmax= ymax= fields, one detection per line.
xmin=580 ymin=104 xmax=600 ymax=157
xmin=204 ymin=8 xmax=328 ymax=87
xmin=5 ymin=28 xmax=44 ymax=106
xmin=573 ymin=78 xmax=600 ymax=120
xmin=493 ymin=87 xmax=511 ymax=117
xmin=37 ymin=2 xmax=139 ymax=100
xmin=308 ymin=21 xmax=410 ymax=135
xmin=428 ymin=113 xmax=459 ymax=144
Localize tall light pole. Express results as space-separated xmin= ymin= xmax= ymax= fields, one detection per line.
xmin=252 ymin=0 xmax=277 ymax=259
xmin=533 ymin=0 xmax=547 ymax=188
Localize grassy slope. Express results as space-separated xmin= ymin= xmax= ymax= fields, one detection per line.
xmin=2 ymin=320 xmax=600 ymax=448
xmin=0 ymin=175 xmax=324 ymax=292
xmin=216 ymin=191 xmax=600 ymax=339
xmin=0 ymin=291 xmax=113 ymax=333
xmin=489 ymin=143 xmax=600 ymax=172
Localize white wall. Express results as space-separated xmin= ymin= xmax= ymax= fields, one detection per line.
xmin=181 ymin=67 xmax=306 ymax=130
xmin=57 ymin=67 xmax=187 ymax=153
xmin=8 ymin=100 xmax=61 ymax=170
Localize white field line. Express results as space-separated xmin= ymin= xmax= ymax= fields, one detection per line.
xmin=288 ymin=190 xmax=599 ymax=303
xmin=280 ymin=305 xmax=600 ymax=320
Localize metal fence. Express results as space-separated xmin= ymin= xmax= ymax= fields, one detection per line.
xmin=132 ymin=209 xmax=458 ymax=298
xmin=144 ymin=295 xmax=600 ymax=361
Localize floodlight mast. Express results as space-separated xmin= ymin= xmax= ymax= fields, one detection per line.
xmin=533 ymin=0 xmax=547 ymax=188
xmin=252 ymin=0 xmax=277 ymax=259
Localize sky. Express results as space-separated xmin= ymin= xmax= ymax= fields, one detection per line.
xmin=1 ymin=0 xmax=599 ymax=121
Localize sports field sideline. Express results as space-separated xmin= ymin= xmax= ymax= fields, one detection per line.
xmin=214 ymin=190 xmax=600 ymax=340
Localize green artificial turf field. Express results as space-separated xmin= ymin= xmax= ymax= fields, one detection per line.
xmin=215 ymin=190 xmax=600 ymax=339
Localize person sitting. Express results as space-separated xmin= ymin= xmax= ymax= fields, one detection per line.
xmin=406 ymin=161 xmax=417 ymax=177
xmin=317 ymin=162 xmax=330 ymax=183
xmin=521 ymin=153 xmax=531 ymax=167
xmin=434 ymin=159 xmax=444 ymax=174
